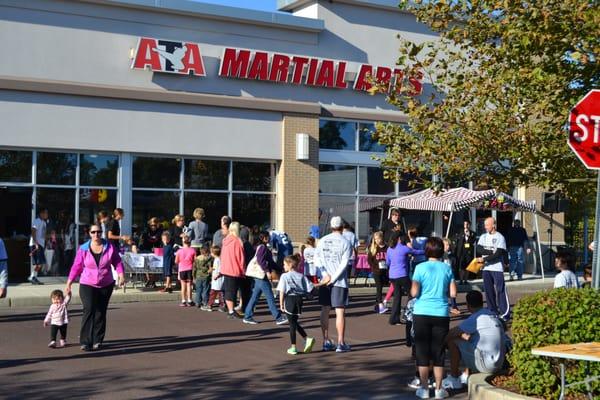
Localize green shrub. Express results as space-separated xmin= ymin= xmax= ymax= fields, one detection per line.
xmin=509 ymin=288 xmax=600 ymax=399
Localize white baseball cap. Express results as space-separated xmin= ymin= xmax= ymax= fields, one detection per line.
xmin=330 ymin=216 xmax=343 ymax=229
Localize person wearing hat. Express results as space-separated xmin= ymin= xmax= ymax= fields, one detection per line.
xmin=314 ymin=216 xmax=353 ymax=353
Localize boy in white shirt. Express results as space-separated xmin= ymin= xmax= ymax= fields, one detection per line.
xmin=29 ymin=208 xmax=48 ymax=285
xmin=553 ymin=251 xmax=579 ymax=289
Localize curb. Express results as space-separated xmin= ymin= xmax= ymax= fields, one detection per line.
xmin=468 ymin=374 xmax=537 ymax=400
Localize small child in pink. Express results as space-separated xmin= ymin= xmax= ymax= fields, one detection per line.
xmin=44 ymin=289 xmax=71 ymax=348
xmin=175 ymin=235 xmax=196 ymax=307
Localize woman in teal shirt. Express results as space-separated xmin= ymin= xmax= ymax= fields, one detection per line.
xmin=410 ymin=237 xmax=459 ymax=399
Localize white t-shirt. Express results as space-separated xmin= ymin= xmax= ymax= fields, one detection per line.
xmin=303 ymin=247 xmax=317 ymax=276
xmin=211 ymin=258 xmax=224 ymax=291
xmin=459 ymin=308 xmax=506 ymax=371
xmin=276 ymin=270 xmax=314 ymax=295
xmin=314 ymin=232 xmax=352 ymax=288
xmin=29 ymin=217 xmax=47 ymax=247
xmin=554 ymin=270 xmax=579 ymax=289
xmin=342 ymin=230 xmax=358 ymax=260
xmin=478 ymin=232 xmax=506 ymax=272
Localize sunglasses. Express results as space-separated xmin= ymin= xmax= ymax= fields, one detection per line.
xmin=90 ymin=231 xmax=102 ymax=235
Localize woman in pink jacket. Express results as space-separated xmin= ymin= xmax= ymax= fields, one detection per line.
xmin=220 ymin=221 xmax=245 ymax=319
xmin=65 ymin=224 xmax=125 ymax=351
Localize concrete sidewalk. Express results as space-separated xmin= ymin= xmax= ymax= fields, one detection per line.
xmin=0 ymin=273 xmax=555 ymax=308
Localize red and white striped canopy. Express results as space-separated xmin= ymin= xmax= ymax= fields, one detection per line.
xmin=389 ymin=188 xmax=536 ymax=213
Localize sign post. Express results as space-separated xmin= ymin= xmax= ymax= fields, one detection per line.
xmin=568 ymin=89 xmax=600 ymax=289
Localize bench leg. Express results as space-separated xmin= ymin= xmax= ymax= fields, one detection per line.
xmin=559 ymin=363 xmax=565 ymax=400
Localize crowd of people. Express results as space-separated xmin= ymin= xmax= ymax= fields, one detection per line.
xmin=3 ymin=204 xmax=590 ymax=399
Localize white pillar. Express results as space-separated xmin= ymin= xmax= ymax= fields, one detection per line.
xmin=118 ymin=153 xmax=132 ymax=236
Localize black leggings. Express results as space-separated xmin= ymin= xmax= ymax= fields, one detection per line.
xmin=51 ymin=324 xmax=67 ymax=341
xmin=413 ymin=315 xmax=449 ymax=367
xmin=79 ymin=283 xmax=113 ymax=347
xmin=372 ymin=270 xmax=387 ymax=304
xmin=288 ymin=314 xmax=307 ymax=345
xmin=389 ymin=277 xmax=411 ymax=325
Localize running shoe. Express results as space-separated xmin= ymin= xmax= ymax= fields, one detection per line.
xmin=407 ymin=377 xmax=421 ymax=389
xmin=335 ymin=343 xmax=351 ymax=353
xmin=322 ymin=340 xmax=336 ymax=352
xmin=415 ymin=388 xmax=430 ymax=399
xmin=243 ymin=318 xmax=259 ymax=325
xmin=434 ymin=388 xmax=449 ymax=399
xmin=59 ymin=339 xmax=65 ymax=348
xmin=275 ymin=316 xmax=288 ymax=325
xmin=48 ymin=340 xmax=56 ymax=348
xmin=442 ymin=375 xmax=463 ymax=390
xmin=303 ymin=337 xmax=315 ymax=353
xmin=286 ymin=346 xmax=298 ymax=355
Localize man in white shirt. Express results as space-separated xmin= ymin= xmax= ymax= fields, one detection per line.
xmin=443 ymin=290 xmax=508 ymax=389
xmin=29 ymin=208 xmax=48 ymax=285
xmin=342 ymin=221 xmax=358 ymax=279
xmin=315 ymin=216 xmax=352 ymax=353
xmin=476 ymin=217 xmax=509 ymax=320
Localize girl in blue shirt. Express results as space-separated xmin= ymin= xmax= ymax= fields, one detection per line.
xmin=410 ymin=237 xmax=459 ymax=399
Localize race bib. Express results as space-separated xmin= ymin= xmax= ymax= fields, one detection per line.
xmin=464 ymin=243 xmax=470 ymax=248
xmin=378 ymin=260 xmax=388 ymax=270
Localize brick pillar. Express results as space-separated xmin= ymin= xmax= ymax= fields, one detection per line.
xmin=276 ymin=114 xmax=319 ymax=244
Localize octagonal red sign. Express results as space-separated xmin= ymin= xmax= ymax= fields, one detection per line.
xmin=569 ymin=89 xmax=600 ymax=169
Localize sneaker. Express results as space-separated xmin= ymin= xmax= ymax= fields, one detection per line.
xmin=80 ymin=345 xmax=91 ymax=351
xmin=275 ymin=316 xmax=288 ymax=325
xmin=187 ymin=301 xmax=195 ymax=307
xmin=243 ymin=317 xmax=259 ymax=325
xmin=434 ymin=388 xmax=449 ymax=399
xmin=92 ymin=343 xmax=102 ymax=351
xmin=218 ymin=307 xmax=227 ymax=313
xmin=287 ymin=346 xmax=298 ymax=355
xmin=179 ymin=302 xmax=188 ymax=307
xmin=379 ymin=305 xmax=389 ymax=314
xmin=335 ymin=343 xmax=351 ymax=353
xmin=407 ymin=377 xmax=421 ymax=389
xmin=459 ymin=372 xmax=469 ymax=385
xmin=200 ymin=305 xmax=212 ymax=312
xmin=228 ymin=312 xmax=242 ymax=320
xmin=30 ymin=277 xmax=43 ymax=285
xmin=442 ymin=375 xmax=463 ymax=390
xmin=415 ymin=388 xmax=430 ymax=399
xmin=48 ymin=340 xmax=56 ymax=348
xmin=322 ymin=340 xmax=336 ymax=352
xmin=234 ymin=304 xmax=242 ymax=312
xmin=59 ymin=339 xmax=65 ymax=348
xmin=303 ymin=337 xmax=315 ymax=353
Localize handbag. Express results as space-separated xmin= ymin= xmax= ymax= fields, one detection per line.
xmin=466 ymin=257 xmax=484 ymax=274
xmin=245 ymin=245 xmax=266 ymax=280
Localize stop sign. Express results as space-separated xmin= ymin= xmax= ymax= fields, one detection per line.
xmin=569 ymin=89 xmax=600 ymax=169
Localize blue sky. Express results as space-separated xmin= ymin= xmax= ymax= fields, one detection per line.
xmin=194 ymin=0 xmax=279 ymax=12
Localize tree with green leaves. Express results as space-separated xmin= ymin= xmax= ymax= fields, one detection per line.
xmin=372 ymin=0 xmax=599 ymax=202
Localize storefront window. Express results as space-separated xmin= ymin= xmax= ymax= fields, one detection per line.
xmin=319 ymin=120 xmax=356 ymax=151
xmin=319 ymin=195 xmax=356 ymax=228
xmin=232 ymin=193 xmax=272 ymax=229
xmin=37 ymin=152 xmax=77 ymax=185
xmin=319 ymin=165 xmax=357 ymax=194
xmin=0 ymin=150 xmax=32 ymax=183
xmin=79 ymin=154 xmax=118 ymax=187
xmin=359 ymin=167 xmax=395 ymax=195
xmin=133 ymin=156 xmax=180 ymax=188
xmin=358 ymin=123 xmax=386 ymax=153
xmin=184 ymin=159 xmax=228 ymax=190
xmin=184 ymin=192 xmax=229 ymax=234
xmin=78 ymin=189 xmax=117 ymax=226
xmin=233 ymin=162 xmax=272 ymax=191
xmin=132 ymin=191 xmax=179 ymax=229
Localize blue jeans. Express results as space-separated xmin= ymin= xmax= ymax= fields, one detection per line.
xmin=509 ymin=246 xmax=524 ymax=279
xmin=195 ymin=278 xmax=211 ymax=306
xmin=244 ymin=277 xmax=280 ymax=320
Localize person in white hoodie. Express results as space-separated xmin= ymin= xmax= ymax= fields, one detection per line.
xmin=315 ymin=216 xmax=352 ymax=353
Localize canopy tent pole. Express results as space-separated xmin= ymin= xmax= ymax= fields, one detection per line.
xmin=445 ymin=211 xmax=454 ymax=238
xmin=379 ymin=207 xmax=384 ymax=229
xmin=533 ymin=208 xmax=545 ymax=280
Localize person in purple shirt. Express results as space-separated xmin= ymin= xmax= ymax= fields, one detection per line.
xmin=66 ymin=224 xmax=125 ymax=352
xmin=386 ymin=231 xmax=425 ymax=326
xmin=242 ymin=231 xmax=287 ymax=325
